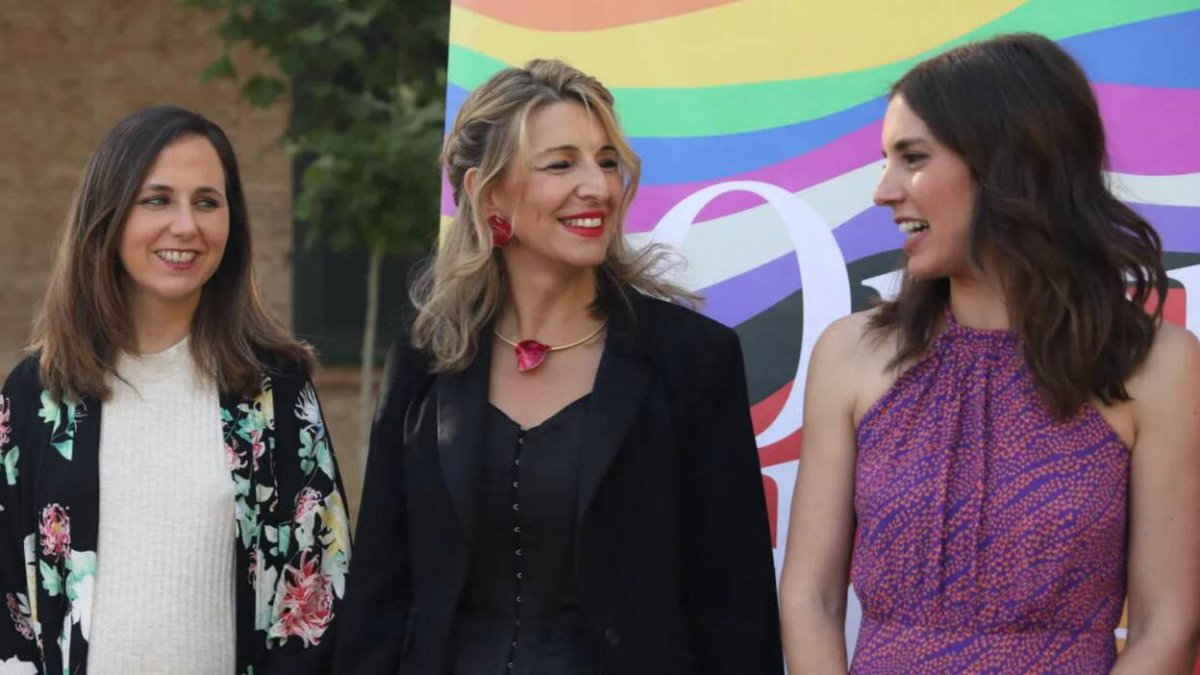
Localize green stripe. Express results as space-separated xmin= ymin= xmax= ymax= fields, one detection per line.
xmin=448 ymin=0 xmax=1199 ymax=137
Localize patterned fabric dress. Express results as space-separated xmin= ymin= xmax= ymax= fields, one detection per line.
xmin=850 ymin=312 xmax=1129 ymax=674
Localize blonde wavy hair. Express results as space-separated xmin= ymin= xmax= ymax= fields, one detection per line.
xmin=411 ymin=59 xmax=695 ymax=372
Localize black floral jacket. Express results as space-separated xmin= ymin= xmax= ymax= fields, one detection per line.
xmin=0 ymin=356 xmax=351 ymax=674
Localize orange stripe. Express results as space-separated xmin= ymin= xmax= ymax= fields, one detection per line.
xmin=453 ymin=0 xmax=737 ymax=31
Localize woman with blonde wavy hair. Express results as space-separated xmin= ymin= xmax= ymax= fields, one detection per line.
xmin=336 ymin=59 xmax=782 ymax=674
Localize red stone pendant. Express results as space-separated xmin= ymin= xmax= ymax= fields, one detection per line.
xmin=514 ymin=340 xmax=550 ymax=372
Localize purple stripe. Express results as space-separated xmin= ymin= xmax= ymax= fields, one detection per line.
xmin=441 ymin=170 xmax=456 ymax=217
xmin=698 ymin=206 xmax=901 ymax=325
xmin=1134 ymin=202 xmax=1200 ymax=250
xmin=700 ymin=202 xmax=1198 ymax=327
xmin=625 ymin=122 xmax=881 ymax=233
xmin=1097 ymin=83 xmax=1200 ymax=175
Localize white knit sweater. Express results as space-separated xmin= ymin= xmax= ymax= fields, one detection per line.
xmin=87 ymin=338 xmax=236 ymax=674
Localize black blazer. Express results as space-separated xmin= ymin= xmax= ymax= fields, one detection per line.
xmin=335 ymin=291 xmax=783 ymax=674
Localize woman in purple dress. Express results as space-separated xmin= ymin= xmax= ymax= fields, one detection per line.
xmin=779 ymin=33 xmax=1200 ymax=673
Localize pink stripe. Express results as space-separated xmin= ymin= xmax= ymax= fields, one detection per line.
xmin=625 ymin=122 xmax=882 ymax=232
xmin=1096 ymin=83 xmax=1200 ymax=176
xmin=441 ymin=171 xmax=456 ymax=216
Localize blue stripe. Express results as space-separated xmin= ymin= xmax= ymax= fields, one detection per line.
xmin=1062 ymin=10 xmax=1200 ymax=88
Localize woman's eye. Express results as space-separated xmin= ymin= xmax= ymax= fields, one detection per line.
xmin=545 ymin=161 xmax=570 ymax=170
xmin=141 ymin=195 xmax=168 ymax=207
xmin=903 ymin=153 xmax=927 ymax=166
xmin=195 ymin=198 xmax=220 ymax=210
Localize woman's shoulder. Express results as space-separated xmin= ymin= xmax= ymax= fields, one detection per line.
xmin=2 ymin=352 xmax=44 ymax=394
xmin=257 ymin=349 xmax=313 ymax=385
xmin=812 ymin=310 xmax=900 ymax=416
xmin=813 ymin=308 xmax=895 ymax=366
xmin=629 ymin=291 xmax=738 ymax=349
xmin=1127 ymin=321 xmax=1200 ymax=403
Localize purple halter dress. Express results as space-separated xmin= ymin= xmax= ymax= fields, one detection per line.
xmin=849 ymin=312 xmax=1129 ymax=673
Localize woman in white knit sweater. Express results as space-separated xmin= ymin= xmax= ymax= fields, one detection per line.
xmin=0 ymin=106 xmax=350 ymax=675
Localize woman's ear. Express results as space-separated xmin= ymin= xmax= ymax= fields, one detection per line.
xmin=467 ymin=167 xmax=509 ymax=219
xmin=463 ymin=167 xmax=479 ymax=206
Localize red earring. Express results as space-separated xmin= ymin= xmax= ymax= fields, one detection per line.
xmin=487 ymin=215 xmax=512 ymax=247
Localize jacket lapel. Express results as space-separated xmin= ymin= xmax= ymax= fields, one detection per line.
xmin=577 ymin=294 xmax=649 ymax=524
xmin=436 ymin=331 xmax=493 ymax=540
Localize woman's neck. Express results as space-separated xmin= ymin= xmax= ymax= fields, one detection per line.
xmin=497 ymin=263 xmax=601 ymax=344
xmin=125 ymin=289 xmax=199 ymax=354
xmin=947 ymin=270 xmax=1010 ymax=331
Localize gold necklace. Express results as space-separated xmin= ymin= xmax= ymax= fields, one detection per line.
xmin=493 ymin=320 xmax=608 ymax=372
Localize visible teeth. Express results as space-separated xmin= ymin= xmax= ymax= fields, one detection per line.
xmin=561 ymin=217 xmax=603 ymax=228
xmin=898 ymin=220 xmax=930 ymax=235
xmin=156 ymin=250 xmax=196 ymax=263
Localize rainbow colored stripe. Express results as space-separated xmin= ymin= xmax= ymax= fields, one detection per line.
xmin=444 ymin=0 xmax=1199 ymax=317
xmin=445 ymin=0 xmax=1199 ymax=402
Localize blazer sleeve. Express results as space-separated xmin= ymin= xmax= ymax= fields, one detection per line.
xmin=261 ymin=370 xmax=353 ymax=675
xmin=686 ymin=331 xmax=784 ymax=674
xmin=333 ymin=342 xmax=418 ymax=674
xmin=0 ymin=362 xmax=41 ymax=669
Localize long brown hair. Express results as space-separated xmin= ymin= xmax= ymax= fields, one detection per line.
xmin=34 ymin=106 xmax=313 ymax=401
xmin=870 ymin=33 xmax=1166 ymax=417
xmin=412 ymin=59 xmax=694 ymax=372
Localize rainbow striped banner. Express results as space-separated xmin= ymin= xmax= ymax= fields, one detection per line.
xmin=446 ymin=0 xmax=1200 ymax=659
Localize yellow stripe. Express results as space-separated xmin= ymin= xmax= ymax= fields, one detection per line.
xmin=450 ymin=0 xmax=1025 ymax=88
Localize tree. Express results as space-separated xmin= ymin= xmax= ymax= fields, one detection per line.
xmin=183 ymin=0 xmax=447 ymax=458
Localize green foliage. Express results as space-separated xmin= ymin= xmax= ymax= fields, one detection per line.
xmin=183 ymin=0 xmax=448 ymax=257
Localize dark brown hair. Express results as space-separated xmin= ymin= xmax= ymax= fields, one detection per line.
xmin=870 ymin=33 xmax=1165 ymax=417
xmin=33 ymin=105 xmax=313 ymax=401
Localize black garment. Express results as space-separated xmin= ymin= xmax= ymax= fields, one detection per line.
xmin=0 ymin=354 xmax=351 ymax=675
xmin=335 ymin=289 xmax=784 ymax=675
xmin=448 ymin=396 xmax=597 ymax=674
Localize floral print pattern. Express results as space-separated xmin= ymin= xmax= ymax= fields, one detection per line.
xmin=1 ymin=361 xmax=349 ymax=673
xmin=38 ymin=505 xmax=70 ymax=559
xmin=0 ymin=395 xmax=11 ymax=448
xmin=296 ymin=384 xmax=334 ymax=480
xmin=5 ymin=592 xmax=34 ymax=641
xmin=268 ymin=551 xmax=333 ymax=648
xmin=228 ymin=381 xmax=351 ymax=653
xmin=37 ymin=391 xmax=82 ymax=461
xmin=293 ymin=488 xmax=322 ymax=524
xmin=0 ymin=656 xmax=36 ymax=675
xmin=0 ymin=394 xmax=17 ymax=486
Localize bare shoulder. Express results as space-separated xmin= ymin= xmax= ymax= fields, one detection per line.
xmin=811 ymin=309 xmax=896 ymax=372
xmin=813 ymin=311 xmax=874 ymax=357
xmin=1122 ymin=322 xmax=1200 ymax=455
xmin=809 ymin=310 xmax=899 ymax=420
xmin=1148 ymin=321 xmax=1200 ymax=366
xmin=1129 ymin=322 xmax=1200 ymax=406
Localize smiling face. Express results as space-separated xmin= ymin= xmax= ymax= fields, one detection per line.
xmin=118 ymin=134 xmax=230 ymax=318
xmin=488 ymin=100 xmax=624 ymax=275
xmin=874 ymin=94 xmax=978 ymax=281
